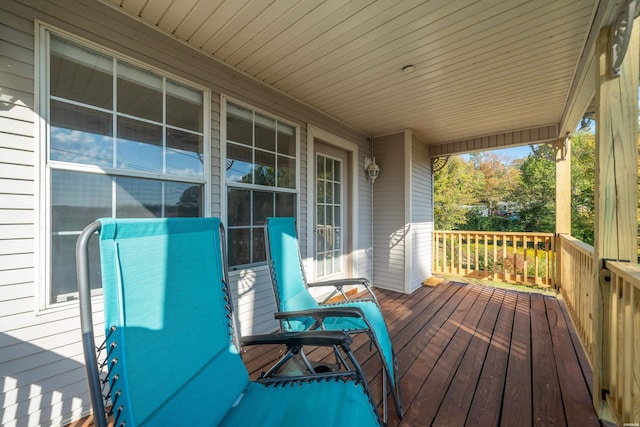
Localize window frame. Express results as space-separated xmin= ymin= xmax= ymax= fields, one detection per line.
xmin=36 ymin=23 xmax=211 ymax=311
xmin=221 ymin=96 xmax=301 ymax=270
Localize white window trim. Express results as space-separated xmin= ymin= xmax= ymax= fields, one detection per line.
xmin=220 ymin=95 xmax=301 ymax=269
xmin=35 ymin=22 xmax=211 ymax=312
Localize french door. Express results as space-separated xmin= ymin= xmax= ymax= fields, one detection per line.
xmin=315 ymin=147 xmax=348 ymax=279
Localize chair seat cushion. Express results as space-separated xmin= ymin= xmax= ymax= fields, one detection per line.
xmin=220 ymin=379 xmax=380 ymax=426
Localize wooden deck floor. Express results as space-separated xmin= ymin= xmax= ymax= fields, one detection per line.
xmin=241 ymin=281 xmax=600 ymax=427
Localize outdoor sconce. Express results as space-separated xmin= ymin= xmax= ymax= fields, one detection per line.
xmin=364 ymin=157 xmax=380 ymax=183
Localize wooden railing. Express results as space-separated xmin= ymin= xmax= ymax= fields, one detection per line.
xmin=601 ymin=260 xmax=640 ymax=424
xmin=554 ymin=234 xmax=640 ymax=424
xmin=556 ymin=234 xmax=595 ymax=363
xmin=432 ymin=230 xmax=555 ymax=288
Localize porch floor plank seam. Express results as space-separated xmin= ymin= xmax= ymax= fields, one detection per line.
xmin=243 ymin=281 xmax=599 ymax=427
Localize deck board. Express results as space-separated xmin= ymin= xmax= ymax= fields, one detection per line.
xmin=501 ymin=291 xmax=533 ymax=427
xmin=241 ymin=281 xmax=599 ymax=426
xmin=68 ymin=280 xmax=600 ymax=427
xmin=531 ymin=293 xmax=566 ymax=426
xmin=443 ymin=287 xmax=506 ymax=427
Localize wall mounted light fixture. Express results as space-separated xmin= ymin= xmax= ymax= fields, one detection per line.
xmin=364 ymin=157 xmax=380 ymax=183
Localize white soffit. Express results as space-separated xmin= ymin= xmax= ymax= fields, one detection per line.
xmin=103 ymin=0 xmax=598 ymax=146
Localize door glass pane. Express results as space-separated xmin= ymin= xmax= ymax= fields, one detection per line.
xmin=316 ymin=154 xmax=343 ymax=278
xmin=326 ymin=182 xmax=333 ymax=204
xmin=325 ymin=159 xmax=333 ymax=181
xmin=317 ymin=205 xmax=325 ymax=225
xmin=317 ymin=156 xmax=324 ymax=179
xmin=317 ymin=228 xmax=325 ymax=252
xmin=317 ymin=181 xmax=324 ymax=203
xmin=316 ymin=253 xmax=325 ymax=277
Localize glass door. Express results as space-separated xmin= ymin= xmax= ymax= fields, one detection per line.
xmin=315 ymin=153 xmax=343 ymax=278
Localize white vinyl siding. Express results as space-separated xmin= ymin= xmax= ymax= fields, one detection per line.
xmin=410 ymin=132 xmax=433 ymax=292
xmin=372 ymin=132 xmax=406 ymax=292
xmin=372 ymin=130 xmax=433 ymax=293
xmin=1 ymin=1 xmax=371 ymax=426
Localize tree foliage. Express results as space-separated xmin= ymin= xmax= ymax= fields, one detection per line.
xmin=512 ymin=145 xmax=556 ymax=233
xmin=571 ymin=133 xmax=595 ymax=245
xmin=433 ymin=134 xmax=597 ymax=242
xmin=433 ymin=156 xmax=483 ymax=230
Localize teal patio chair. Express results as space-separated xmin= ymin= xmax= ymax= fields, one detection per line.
xmin=264 ymin=217 xmax=403 ymax=421
xmin=76 ymin=217 xmax=382 ymax=427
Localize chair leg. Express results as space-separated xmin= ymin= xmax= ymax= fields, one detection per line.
xmin=393 ymin=354 xmax=403 ymax=419
xmin=259 ymin=347 xmax=298 ymax=378
xmin=382 ymin=371 xmax=388 ymax=423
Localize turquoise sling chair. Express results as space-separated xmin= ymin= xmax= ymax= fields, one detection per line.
xmin=76 ymin=217 xmax=382 ymax=427
xmin=264 ymin=217 xmax=403 ymax=422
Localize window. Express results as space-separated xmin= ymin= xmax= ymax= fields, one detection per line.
xmin=225 ymin=102 xmax=297 ymax=268
xmin=43 ymin=30 xmax=208 ymax=305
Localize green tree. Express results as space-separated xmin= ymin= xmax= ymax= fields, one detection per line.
xmin=433 ymin=156 xmax=483 ymax=229
xmin=571 ymin=132 xmax=595 ymax=245
xmin=513 ymin=146 xmax=556 ymax=232
xmin=473 ymin=152 xmax=520 ymax=215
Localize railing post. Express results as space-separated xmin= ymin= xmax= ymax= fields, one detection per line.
xmin=555 ymin=234 xmax=562 ymax=289
xmin=593 ymin=17 xmax=639 ymax=421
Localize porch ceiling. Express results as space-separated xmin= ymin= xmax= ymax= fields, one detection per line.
xmin=102 ymin=0 xmax=598 ymax=147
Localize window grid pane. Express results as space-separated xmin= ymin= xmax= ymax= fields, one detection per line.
xmin=47 ymin=33 xmax=205 ymax=305
xmin=226 ymin=102 xmax=297 ymax=268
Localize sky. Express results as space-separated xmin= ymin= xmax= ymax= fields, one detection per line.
xmin=460 ymin=145 xmax=533 ymax=162
xmin=461 ymin=120 xmax=597 ymax=162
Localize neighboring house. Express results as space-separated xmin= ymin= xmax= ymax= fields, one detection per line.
xmin=1 ymin=1 xmax=433 ymax=425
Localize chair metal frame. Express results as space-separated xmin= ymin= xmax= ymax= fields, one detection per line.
xmin=76 ymin=218 xmax=383 ymax=427
xmin=264 ymin=217 xmax=403 ymax=422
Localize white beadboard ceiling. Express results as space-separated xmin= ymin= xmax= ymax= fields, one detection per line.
xmin=102 ymin=0 xmax=598 ymax=145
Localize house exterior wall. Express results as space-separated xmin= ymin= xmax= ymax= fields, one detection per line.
xmin=372 ymin=130 xmax=433 ymax=293
xmin=372 ymin=132 xmax=406 ymax=292
xmin=0 ymin=1 xmax=372 ymax=425
xmin=409 ymin=131 xmax=433 ymax=292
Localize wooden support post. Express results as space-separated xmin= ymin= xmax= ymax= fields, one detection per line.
xmin=593 ymin=19 xmax=639 ymax=421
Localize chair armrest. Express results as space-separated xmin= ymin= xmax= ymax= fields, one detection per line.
xmin=307 ymin=277 xmax=369 ymax=288
xmin=273 ymin=306 xmax=365 ymax=321
xmin=241 ymin=330 xmax=351 ymax=348
xmin=307 ymin=278 xmax=378 ymax=305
